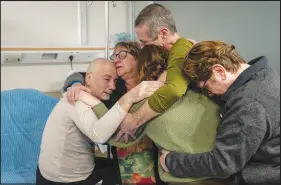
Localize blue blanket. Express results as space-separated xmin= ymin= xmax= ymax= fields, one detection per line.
xmin=1 ymin=89 xmax=59 ymax=183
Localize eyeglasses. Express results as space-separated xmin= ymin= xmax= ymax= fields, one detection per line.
xmin=201 ymin=80 xmax=211 ymax=95
xmin=110 ymin=50 xmax=133 ymax=60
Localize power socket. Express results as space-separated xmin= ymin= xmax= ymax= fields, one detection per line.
xmin=68 ymin=52 xmax=97 ymax=63
xmin=3 ymin=54 xmax=22 ymax=63
xmin=69 ymin=52 xmax=80 ymax=61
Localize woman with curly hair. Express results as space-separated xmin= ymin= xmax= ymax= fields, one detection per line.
xmin=138 ymin=45 xmax=169 ymax=82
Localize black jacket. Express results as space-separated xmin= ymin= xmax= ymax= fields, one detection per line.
xmin=166 ymin=56 xmax=280 ymax=184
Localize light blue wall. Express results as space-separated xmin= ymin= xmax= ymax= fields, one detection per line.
xmin=157 ymin=1 xmax=280 ymax=74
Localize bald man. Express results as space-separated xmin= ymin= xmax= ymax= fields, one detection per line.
xmin=36 ymin=58 xmax=162 ymax=185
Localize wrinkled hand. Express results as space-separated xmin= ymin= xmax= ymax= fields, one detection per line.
xmin=114 ymin=81 xmax=163 ymax=143
xmin=66 ymin=83 xmax=91 ymax=105
xmin=115 ymin=113 xmax=137 ymax=143
xmin=78 ymin=90 xmax=101 ymax=107
xmin=160 ymin=149 xmax=170 ymax=172
xmin=127 ymin=81 xmax=164 ymax=104
xmin=115 ymin=130 xmax=136 ymax=144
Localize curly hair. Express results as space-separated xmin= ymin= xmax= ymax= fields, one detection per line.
xmin=138 ymin=45 xmax=169 ymax=81
xmin=182 ymin=40 xmax=246 ymax=83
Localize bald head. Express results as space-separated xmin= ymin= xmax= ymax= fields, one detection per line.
xmin=87 ymin=58 xmax=115 ymax=73
xmin=85 ymin=58 xmax=118 ymax=100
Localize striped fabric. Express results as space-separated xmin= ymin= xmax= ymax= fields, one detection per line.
xmin=1 ymin=89 xmax=59 ymax=183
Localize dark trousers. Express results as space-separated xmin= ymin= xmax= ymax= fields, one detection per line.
xmin=36 ymin=158 xmax=120 ymax=185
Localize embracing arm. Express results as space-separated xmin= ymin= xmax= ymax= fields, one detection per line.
xmin=131 ymin=38 xmax=193 ymax=127
xmin=165 ymin=102 xmax=267 ymax=178
xmin=71 ymin=101 xmax=127 ymax=144
xmin=148 ymin=38 xmax=192 ymax=113
xmin=72 ymin=81 xmax=163 ymax=143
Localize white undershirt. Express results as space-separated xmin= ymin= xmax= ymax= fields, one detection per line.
xmin=38 ymin=96 xmax=126 ymax=183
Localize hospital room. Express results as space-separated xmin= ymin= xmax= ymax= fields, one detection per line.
xmin=1 ymin=1 xmax=280 ymax=185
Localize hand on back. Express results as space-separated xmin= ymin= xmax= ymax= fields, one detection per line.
xmin=66 ymin=83 xmax=91 ymax=105
xmin=125 ymin=81 xmax=164 ymax=104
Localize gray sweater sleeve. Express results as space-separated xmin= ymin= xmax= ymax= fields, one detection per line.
xmin=61 ymin=72 xmax=85 ymax=93
xmin=165 ymin=101 xmax=267 ymax=178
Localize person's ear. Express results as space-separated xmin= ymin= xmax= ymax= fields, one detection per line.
xmin=158 ymin=28 xmax=169 ymax=42
xmin=85 ymin=72 xmax=92 ymax=86
xmin=211 ymin=64 xmax=227 ymax=80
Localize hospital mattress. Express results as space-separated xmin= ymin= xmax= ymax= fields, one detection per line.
xmin=1 ymin=89 xmax=59 ymax=183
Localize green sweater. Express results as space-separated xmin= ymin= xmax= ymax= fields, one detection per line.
xmin=148 ymin=38 xmax=193 ymax=113
xmin=92 ymin=90 xmax=221 ymax=183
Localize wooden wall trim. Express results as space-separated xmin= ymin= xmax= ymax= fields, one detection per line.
xmin=1 ymin=48 xmax=114 ymax=51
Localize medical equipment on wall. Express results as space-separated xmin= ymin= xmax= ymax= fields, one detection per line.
xmin=1 ymin=1 xmax=137 ymax=68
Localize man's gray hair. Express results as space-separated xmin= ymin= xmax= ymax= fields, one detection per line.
xmin=135 ymin=3 xmax=177 ymax=40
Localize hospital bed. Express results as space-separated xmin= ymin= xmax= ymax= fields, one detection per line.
xmin=1 ymin=89 xmax=60 ymax=183
xmin=1 ymin=88 xmax=121 ymax=184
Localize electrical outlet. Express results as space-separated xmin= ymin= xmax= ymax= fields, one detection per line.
xmin=74 ymin=52 xmax=80 ymax=60
xmin=69 ymin=52 xmax=97 ymax=63
xmin=68 ymin=52 xmax=81 ymax=61
xmin=3 ymin=54 xmax=22 ymax=63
